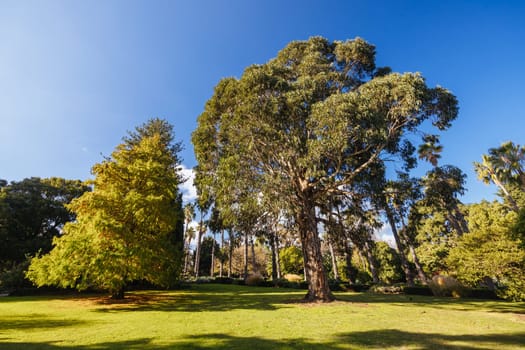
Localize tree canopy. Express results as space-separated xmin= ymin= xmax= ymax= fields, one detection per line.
xmin=193 ymin=36 xmax=458 ymax=301
xmin=27 ymin=119 xmax=185 ymax=298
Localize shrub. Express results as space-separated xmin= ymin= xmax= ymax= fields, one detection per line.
xmin=370 ymin=284 xmax=404 ymax=294
xmin=245 ymin=273 xmax=264 ymax=286
xmin=469 ymin=288 xmax=499 ymax=299
xmin=283 ymin=274 xmax=303 ymax=283
xmin=346 ymin=284 xmax=370 ymax=292
xmin=0 ymin=261 xmax=33 ymax=292
xmin=213 ymin=277 xmax=234 ymax=284
xmin=429 ymin=275 xmax=468 ymax=298
xmin=328 ymin=279 xmax=348 ymax=292
xmin=404 ymin=285 xmax=433 ymax=296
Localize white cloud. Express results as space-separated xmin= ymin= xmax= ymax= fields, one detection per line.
xmin=179 ymin=164 xmax=197 ymax=203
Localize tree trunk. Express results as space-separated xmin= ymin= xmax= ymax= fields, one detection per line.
xmin=228 ymin=232 xmax=233 ymax=278
xmin=111 ymin=287 xmax=125 ymax=300
xmin=243 ymin=230 xmax=249 ymax=279
xmin=194 ymin=220 xmax=204 ymax=277
xmin=210 ymin=232 xmax=216 ymax=277
xmin=344 ymin=239 xmax=356 ymax=284
xmin=408 ymin=243 xmax=428 ymax=284
xmin=385 ymin=206 xmax=414 ymax=286
xmin=219 ymin=229 xmax=224 ymax=278
xmin=250 ymin=235 xmax=257 ymax=273
xmin=328 ymin=239 xmax=339 ymax=280
xmin=270 ymin=232 xmax=278 ymax=281
xmin=274 ymin=233 xmax=282 ymax=279
xmin=363 ymin=240 xmax=379 ymax=283
xmin=297 ymin=199 xmax=334 ymax=302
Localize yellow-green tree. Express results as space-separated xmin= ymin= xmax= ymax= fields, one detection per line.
xmin=27 ymin=119 xmax=185 ymax=298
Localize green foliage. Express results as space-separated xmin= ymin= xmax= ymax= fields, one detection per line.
xmin=198 ymin=236 xmax=220 ymax=276
xmin=0 ymin=259 xmax=32 ymax=291
xmin=373 ymin=241 xmax=404 ymax=284
xmin=447 ymin=201 xmax=525 ymax=301
xmin=27 ymin=119 xmax=185 ymax=296
xmin=279 ymin=246 xmax=303 ymax=275
xmin=0 ymin=177 xmax=90 ymax=264
xmin=193 ymin=36 xmax=458 ymax=301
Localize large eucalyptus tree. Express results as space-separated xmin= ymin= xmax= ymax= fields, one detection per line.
xmin=193 ymin=37 xmax=458 ymax=301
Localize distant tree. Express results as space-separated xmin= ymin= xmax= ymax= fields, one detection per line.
xmin=279 ymin=246 xmax=304 ymax=276
xmin=373 ymin=241 xmax=404 ymax=284
xmin=193 ymin=36 xmax=458 ymax=301
xmin=198 ymin=236 xmax=220 ymax=276
xmin=0 ymin=177 xmax=90 ymax=266
xmin=27 ymin=119 xmax=185 ymax=298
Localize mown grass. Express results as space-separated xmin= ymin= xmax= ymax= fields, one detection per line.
xmin=0 ymin=283 xmax=524 ymax=349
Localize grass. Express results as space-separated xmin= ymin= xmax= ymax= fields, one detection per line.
xmin=0 ymin=283 xmax=524 ymax=349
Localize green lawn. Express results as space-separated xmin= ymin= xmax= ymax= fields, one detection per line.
xmin=0 ymin=284 xmax=524 ymax=349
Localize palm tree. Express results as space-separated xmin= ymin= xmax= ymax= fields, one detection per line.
xmin=474 ymin=142 xmax=524 ymax=212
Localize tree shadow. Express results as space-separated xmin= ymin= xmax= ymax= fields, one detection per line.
xmin=1 ymin=331 xmax=524 ymax=349
xmin=334 ymin=292 xmax=525 ymax=315
xmin=93 ymin=285 xmax=301 ymax=313
xmin=0 ymin=338 xmax=156 ymax=350
xmin=0 ymin=315 xmax=91 ymax=331
xmin=335 ymin=329 xmax=525 ymax=349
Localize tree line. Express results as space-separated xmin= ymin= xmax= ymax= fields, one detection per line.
xmin=1 ymin=37 xmax=523 ymax=301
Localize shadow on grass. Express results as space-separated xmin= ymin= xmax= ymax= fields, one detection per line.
xmin=94 ymin=284 xmax=302 ymax=313
xmin=335 ymin=329 xmax=525 ymax=350
xmin=334 ymin=292 xmax=525 ymax=315
xmin=2 ymin=331 xmax=525 ymax=350
xmin=0 ymin=315 xmax=91 ymax=331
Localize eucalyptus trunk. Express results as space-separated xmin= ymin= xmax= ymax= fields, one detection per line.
xmin=344 ymin=239 xmax=356 ymax=284
xmin=408 ymin=243 xmax=428 ymax=284
xmin=363 ymin=240 xmax=380 ymax=283
xmin=328 ymin=240 xmax=339 ymax=280
xmin=228 ymin=232 xmax=233 ymax=278
xmin=219 ymin=229 xmax=224 ymax=278
xmin=243 ymin=231 xmax=249 ymax=279
xmin=385 ymin=206 xmax=414 ymax=286
xmin=297 ymin=199 xmax=334 ymax=302
xmin=270 ymin=232 xmax=278 ymax=281
xmin=210 ymin=232 xmax=216 ymax=277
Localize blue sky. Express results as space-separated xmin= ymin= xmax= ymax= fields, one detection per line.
xmin=1 ymin=0 xmax=524 ymax=204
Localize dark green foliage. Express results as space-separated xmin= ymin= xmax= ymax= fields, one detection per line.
xmin=373 ymin=241 xmax=404 ymax=284
xmin=403 ymin=285 xmax=433 ymax=296
xmin=199 ymin=236 xmax=220 ymax=276
xmin=0 ymin=177 xmax=90 ymax=265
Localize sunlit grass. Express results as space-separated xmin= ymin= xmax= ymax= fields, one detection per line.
xmin=0 ymin=284 xmax=524 ymax=349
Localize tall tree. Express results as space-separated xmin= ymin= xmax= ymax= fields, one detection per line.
xmin=27 ymin=119 xmax=185 ymax=298
xmin=193 ymin=37 xmax=458 ymax=301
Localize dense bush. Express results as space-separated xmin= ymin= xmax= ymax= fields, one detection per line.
xmin=245 ymin=273 xmax=264 ymax=286
xmin=370 ymin=284 xmax=405 ymax=294
xmin=0 ymin=261 xmax=32 ymax=292
xmin=429 ymin=275 xmax=468 ymax=298
xmin=404 ymin=285 xmax=433 ymax=296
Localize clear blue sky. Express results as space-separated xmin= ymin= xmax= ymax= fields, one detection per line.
xmin=1 ymin=0 xmax=524 ymax=204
